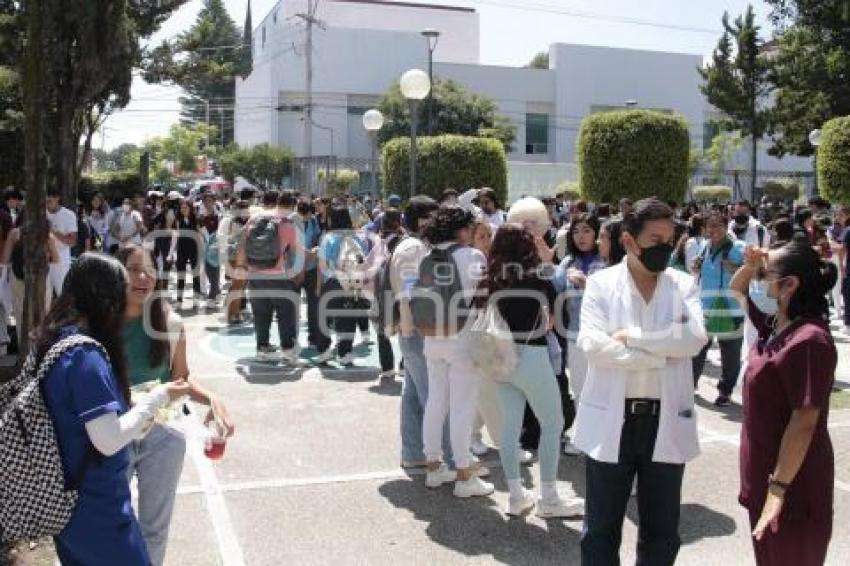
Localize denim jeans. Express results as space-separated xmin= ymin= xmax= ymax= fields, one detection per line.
xmin=127 ymin=423 xmax=187 ymax=566
xmin=581 ymin=411 xmax=685 ymax=566
xmin=398 ymin=332 xmax=453 ymax=466
xmin=248 ymin=277 xmax=299 ymax=350
xmin=691 ymin=336 xmax=743 ymax=396
xmin=205 ymin=261 xmax=220 ymax=300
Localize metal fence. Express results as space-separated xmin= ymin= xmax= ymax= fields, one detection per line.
xmin=688 ymin=168 xmax=816 ymax=203
xmin=288 ymin=156 xmax=380 ymax=198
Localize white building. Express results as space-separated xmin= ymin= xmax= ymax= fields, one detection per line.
xmin=235 ymin=0 xmax=812 ymax=198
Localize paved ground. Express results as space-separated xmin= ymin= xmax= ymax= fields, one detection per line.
xmin=147 ymin=302 xmax=850 ymax=566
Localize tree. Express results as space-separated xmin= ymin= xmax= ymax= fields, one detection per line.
xmin=763 ymin=1 xmax=850 ymax=157
xmin=144 ymin=0 xmax=249 ymax=146
xmin=699 ymin=5 xmax=771 ymax=197
xmin=703 ymin=130 xmax=745 ymax=179
xmin=526 ymin=51 xmax=549 ymax=69
xmin=240 ymin=0 xmax=253 ymax=78
xmin=144 ymin=123 xmax=217 ymax=180
xmin=377 ymin=78 xmax=516 ymax=152
xmin=0 ymin=0 xmax=24 ymax=190
xmin=219 ymin=143 xmax=293 ymax=189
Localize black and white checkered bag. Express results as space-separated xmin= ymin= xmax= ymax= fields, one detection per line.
xmin=0 ymin=334 xmax=107 ymax=545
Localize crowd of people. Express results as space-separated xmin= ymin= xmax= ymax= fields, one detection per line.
xmin=0 ymin=181 xmax=843 ymax=566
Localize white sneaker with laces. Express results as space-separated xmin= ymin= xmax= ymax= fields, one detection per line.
xmin=453 ymin=476 xmax=495 ymax=498
xmin=281 ymin=346 xmax=301 ymax=364
xmin=506 ymin=488 xmax=536 ymax=517
xmin=472 ymin=464 xmax=490 ymax=478
xmin=470 ymin=438 xmax=491 ymax=456
xmin=315 ymin=350 xmax=335 ymax=364
xmin=425 ymin=465 xmax=457 ymax=488
xmin=518 ymin=449 xmax=535 ymax=465
xmin=256 ymin=347 xmax=282 ymax=361
xmin=536 ymin=496 xmax=585 ymax=519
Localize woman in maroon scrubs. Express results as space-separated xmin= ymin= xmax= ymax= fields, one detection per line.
xmin=730 ymin=234 xmax=838 ymax=566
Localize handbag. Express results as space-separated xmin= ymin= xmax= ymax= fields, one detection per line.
xmin=469 ymin=303 xmax=542 ymax=382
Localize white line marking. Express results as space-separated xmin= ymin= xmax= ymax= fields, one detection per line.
xmin=189 ymin=444 xmax=246 ymax=566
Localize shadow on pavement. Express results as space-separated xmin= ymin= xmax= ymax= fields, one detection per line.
xmin=679 ymin=503 xmax=739 ymax=544
xmin=320 ymin=368 xmax=380 ymax=382
xmin=235 ymin=359 xmax=304 ymax=385
xmin=695 ymin=396 xmax=743 ymax=423
xmin=378 ymin=479 xmax=582 ymax=564
xmin=368 ymin=378 xmax=402 ymax=396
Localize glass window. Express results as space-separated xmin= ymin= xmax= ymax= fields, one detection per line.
xmin=526 ymin=113 xmax=549 ymax=155
xmin=347 ymin=106 xmax=371 ymax=116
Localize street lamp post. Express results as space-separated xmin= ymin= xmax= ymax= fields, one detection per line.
xmin=400 ymin=69 xmax=431 ymax=198
xmin=363 ymin=109 xmax=384 ymax=200
xmin=809 ymin=128 xmax=822 ymax=197
xmin=421 ymin=29 xmax=441 ymax=135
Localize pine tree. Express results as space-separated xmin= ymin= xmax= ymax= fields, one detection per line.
xmin=144 ymin=0 xmax=246 ymax=147
xmin=240 ymin=0 xmax=253 ymax=79
xmin=698 ymin=5 xmax=771 ymax=196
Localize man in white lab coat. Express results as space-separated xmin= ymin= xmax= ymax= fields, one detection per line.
xmin=574 ymin=198 xmax=707 ymax=566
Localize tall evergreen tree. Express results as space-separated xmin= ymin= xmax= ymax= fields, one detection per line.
xmin=241 ymin=0 xmax=253 ymax=78
xmin=144 ymin=0 xmax=249 ymax=146
xmin=699 ymin=5 xmax=771 ymax=196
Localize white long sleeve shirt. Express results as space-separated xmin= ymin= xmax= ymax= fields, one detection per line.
xmin=574 ymin=260 xmax=707 ymax=464
xmin=85 ymin=386 xmax=170 ymax=456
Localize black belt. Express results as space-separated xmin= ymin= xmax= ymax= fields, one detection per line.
xmin=625 ymin=399 xmax=660 ymax=416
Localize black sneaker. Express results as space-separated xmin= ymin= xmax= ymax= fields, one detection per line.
xmin=714 ymin=394 xmax=732 ymax=407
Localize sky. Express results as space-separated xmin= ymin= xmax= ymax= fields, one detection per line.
xmin=103 ymin=0 xmax=775 ymax=149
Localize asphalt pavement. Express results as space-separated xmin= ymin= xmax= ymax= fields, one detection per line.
xmin=154 ymin=303 xmax=850 ymax=566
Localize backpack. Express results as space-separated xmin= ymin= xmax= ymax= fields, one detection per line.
xmin=0 ymin=335 xmax=107 ymax=545
xmin=371 ymin=234 xmax=407 ymax=328
xmin=409 ymin=244 xmax=470 ymax=337
xmin=245 ymin=215 xmax=284 ymax=269
xmin=335 ymin=235 xmax=366 ymax=292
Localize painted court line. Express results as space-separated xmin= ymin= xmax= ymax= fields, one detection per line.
xmin=189 ymin=443 xmax=246 ymax=566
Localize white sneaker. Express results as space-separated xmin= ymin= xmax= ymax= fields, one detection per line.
xmin=453 ymin=476 xmax=495 ymax=498
xmin=378 ymin=370 xmax=396 ymax=380
xmin=472 ymin=464 xmax=490 ymax=478
xmin=281 ymin=346 xmax=301 ymax=364
xmin=518 ymin=449 xmax=535 ymax=465
xmin=537 ymin=496 xmax=585 ymax=519
xmin=339 ymin=353 xmax=356 ymax=366
xmin=315 ymin=350 xmax=335 ymax=364
xmin=470 ymin=438 xmax=491 ymax=456
xmin=425 ymin=465 xmax=457 ymax=488
xmin=506 ymin=488 xmax=536 ymax=517
xmin=563 ymin=438 xmax=582 ymax=456
xmin=256 ymin=346 xmax=282 ymax=361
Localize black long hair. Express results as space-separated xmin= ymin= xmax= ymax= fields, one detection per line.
xmin=32 ymin=253 xmax=130 ymax=404
xmin=566 ymin=213 xmax=600 ymax=258
xmin=116 ymin=245 xmax=170 ymax=370
xmin=422 ymin=206 xmax=473 ymax=245
xmin=601 ymin=219 xmax=626 ymax=266
xmin=776 ymin=234 xmax=838 ymax=321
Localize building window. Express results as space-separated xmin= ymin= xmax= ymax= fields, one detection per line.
xmin=526 ymin=113 xmax=549 ymax=155
xmin=347 ymin=106 xmax=372 ymax=116
xmin=262 ymin=26 xmax=266 ymax=46
xmin=273 ymin=10 xmax=278 ymax=24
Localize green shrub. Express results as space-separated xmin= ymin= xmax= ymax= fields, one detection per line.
xmin=692 ymin=185 xmax=733 ymax=202
xmin=79 ymin=171 xmax=141 ymax=202
xmin=319 ymin=168 xmax=360 ymax=194
xmin=382 ymin=135 xmax=507 ymax=204
xmin=818 ymin=116 xmax=850 ymax=204
xmin=762 ymin=178 xmax=800 ymax=201
xmin=555 ymin=182 xmax=582 ymax=201
xmin=577 ymin=110 xmax=690 ymax=203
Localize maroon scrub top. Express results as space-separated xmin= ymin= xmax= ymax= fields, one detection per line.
xmin=740 ymin=301 xmax=836 ymax=520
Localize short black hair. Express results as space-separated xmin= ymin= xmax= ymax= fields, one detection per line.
xmin=403 ymin=195 xmax=439 ymax=233
xmin=278 ymin=191 xmax=297 ymax=208
xmin=382 ymin=208 xmax=402 ymax=233
xmin=478 ymin=188 xmax=498 ymax=207
xmin=328 ymin=205 xmax=353 ymax=230
xmin=47 ymin=187 xmax=61 ymax=199
xmin=770 ymin=218 xmax=794 ymax=243
xmin=423 ymin=205 xmax=474 ymax=245
xmin=262 ymin=190 xmax=280 ymax=207
xmin=3 ymin=187 xmax=23 ymax=201
xmin=735 ymin=199 xmax=752 ymax=209
xmin=441 ymin=188 xmax=458 ymax=201
xmin=623 ymin=197 xmax=674 ymax=237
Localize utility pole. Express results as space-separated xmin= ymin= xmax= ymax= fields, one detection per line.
xmin=295 ymin=0 xmax=325 ymax=191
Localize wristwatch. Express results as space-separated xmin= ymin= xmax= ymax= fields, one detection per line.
xmin=768 ymin=474 xmax=790 ymax=498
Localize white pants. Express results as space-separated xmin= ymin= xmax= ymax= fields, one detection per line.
xmin=48 ymin=261 xmax=71 ymax=298
xmin=831 ymin=254 xmax=843 ymax=317
xmin=567 ymin=340 xmax=588 ymax=401
xmin=473 ymin=378 xmax=502 ymax=448
xmin=423 ymin=336 xmax=481 ymax=469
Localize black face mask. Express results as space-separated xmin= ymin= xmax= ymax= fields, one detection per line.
xmin=734 ymin=214 xmax=749 ymax=225
xmin=637 ymin=243 xmax=674 ymax=273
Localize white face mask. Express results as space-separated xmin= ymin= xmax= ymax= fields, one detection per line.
xmin=749 ymin=279 xmax=778 ymax=315
xmin=122 ymin=204 xmax=131 ymax=214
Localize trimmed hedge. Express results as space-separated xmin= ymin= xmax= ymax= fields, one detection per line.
xmin=693 ymin=185 xmax=732 ymax=202
xmin=762 ymin=178 xmax=801 ymax=202
xmin=79 ymin=171 xmax=142 ymax=203
xmin=382 ymin=135 xmax=507 ymax=204
xmin=577 ymin=110 xmax=690 ymax=203
xmin=556 ymin=182 xmax=582 ymax=201
xmin=818 ymin=116 xmax=850 ymax=204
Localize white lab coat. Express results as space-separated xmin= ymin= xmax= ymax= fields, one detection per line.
xmin=574 ymin=261 xmax=707 ymax=464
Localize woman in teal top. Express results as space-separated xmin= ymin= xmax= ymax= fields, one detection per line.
xmin=117 ymin=245 xmax=235 ymax=566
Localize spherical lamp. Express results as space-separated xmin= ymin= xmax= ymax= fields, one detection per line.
xmin=400 ymin=69 xmax=431 ymax=101
xmin=363 ymin=109 xmax=384 ymax=132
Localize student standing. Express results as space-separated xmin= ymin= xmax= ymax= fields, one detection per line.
xmin=730 ymin=237 xmax=837 ymax=566
xmin=173 ymin=199 xmax=203 ymax=310
xmin=575 ymin=198 xmax=706 ymax=566
xmin=46 ymin=188 xmax=78 ymax=297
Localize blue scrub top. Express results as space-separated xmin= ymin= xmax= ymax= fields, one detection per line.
xmin=42 ymin=325 xmax=150 ymax=566
xmin=698 ymin=239 xmax=746 ymax=316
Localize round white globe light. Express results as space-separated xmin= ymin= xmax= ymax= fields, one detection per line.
xmin=363 ymin=109 xmax=384 ymax=132
xmin=809 ymin=129 xmax=822 ymax=147
xmin=400 ymin=69 xmax=431 ymax=101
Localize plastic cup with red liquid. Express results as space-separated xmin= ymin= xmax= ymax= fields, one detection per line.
xmin=203 ymin=413 xmax=227 ymax=461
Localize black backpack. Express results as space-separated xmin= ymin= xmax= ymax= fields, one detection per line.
xmin=245 ymin=215 xmax=284 ymax=269
xmin=371 ymin=234 xmax=407 ymax=328
xmin=409 ymin=244 xmax=471 ymax=337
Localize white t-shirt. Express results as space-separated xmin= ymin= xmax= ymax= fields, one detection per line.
xmin=485 ymin=210 xmax=506 ymax=227
xmin=47 ymin=206 xmax=78 ymax=263
xmin=117 ymin=210 xmax=143 ymax=247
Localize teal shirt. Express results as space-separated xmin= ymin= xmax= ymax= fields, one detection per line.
xmin=122 ymin=317 xmax=170 ymax=386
